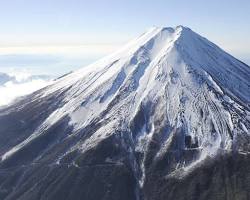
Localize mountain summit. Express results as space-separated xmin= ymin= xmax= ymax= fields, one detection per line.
xmin=0 ymin=26 xmax=250 ymax=200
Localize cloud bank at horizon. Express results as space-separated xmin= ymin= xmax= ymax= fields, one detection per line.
xmin=0 ymin=71 xmax=53 ymax=106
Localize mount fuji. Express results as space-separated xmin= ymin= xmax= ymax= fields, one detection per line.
xmin=0 ymin=26 xmax=249 ymax=200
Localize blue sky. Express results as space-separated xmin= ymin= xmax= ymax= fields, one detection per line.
xmin=0 ymin=0 xmax=249 ymax=75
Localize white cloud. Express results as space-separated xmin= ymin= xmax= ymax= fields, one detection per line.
xmin=0 ymin=71 xmax=53 ymax=106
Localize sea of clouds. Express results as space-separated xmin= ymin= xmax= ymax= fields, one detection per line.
xmin=0 ymin=70 xmax=53 ymax=106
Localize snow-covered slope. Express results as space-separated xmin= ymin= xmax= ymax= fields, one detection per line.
xmin=0 ymin=26 xmax=249 ymax=200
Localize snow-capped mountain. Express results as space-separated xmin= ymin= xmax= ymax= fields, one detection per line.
xmin=0 ymin=26 xmax=249 ymax=200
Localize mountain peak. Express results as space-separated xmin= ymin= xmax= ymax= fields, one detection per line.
xmin=148 ymin=25 xmax=190 ymax=32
